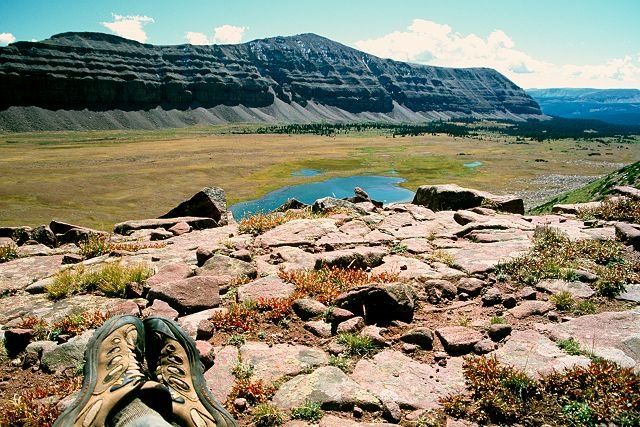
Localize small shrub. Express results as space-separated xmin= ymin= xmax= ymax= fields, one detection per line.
xmin=211 ymin=303 xmax=259 ymax=333
xmin=328 ymin=354 xmax=351 ymax=372
xmin=0 ymin=377 xmax=82 ymax=427
xmin=238 ymin=209 xmax=321 ymax=235
xmin=46 ymin=267 xmax=86 ymax=300
xmin=0 ymin=243 xmax=18 ymax=263
xmin=337 ymin=333 xmax=378 ymax=357
xmin=16 ymin=310 xmax=109 ymax=342
xmin=232 ymin=362 xmax=254 ymax=380
xmin=227 ymin=377 xmax=275 ymax=408
xmin=78 ymin=234 xmax=111 ymax=258
xmin=578 ymin=197 xmax=640 ymax=223
xmin=490 ymin=316 xmax=506 ymax=325
xmin=291 ymin=399 xmax=323 ymax=422
xmin=573 ymin=300 xmax=597 ymax=315
xmin=253 ymin=403 xmax=283 ymax=427
xmin=280 ymin=265 xmax=397 ymax=305
xmin=389 ymin=242 xmax=408 ymax=254
xmin=557 ymin=338 xmax=583 ymax=356
xmin=550 ymin=291 xmax=575 ymax=311
xmin=255 ymin=297 xmax=294 ymax=323
xmin=228 ymin=334 xmax=246 ymax=347
xmin=563 ymin=401 xmax=597 ymax=427
xmin=430 ymin=249 xmax=455 ymax=267
xmin=457 ymin=315 xmax=471 ymax=326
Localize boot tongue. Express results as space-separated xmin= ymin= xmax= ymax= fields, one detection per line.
xmin=138 ymin=380 xmax=174 ymax=420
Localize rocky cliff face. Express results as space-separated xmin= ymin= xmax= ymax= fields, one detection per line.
xmin=0 ymin=32 xmax=542 ymax=128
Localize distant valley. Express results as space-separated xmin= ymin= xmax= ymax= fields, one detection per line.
xmin=528 ymin=88 xmax=640 ymax=126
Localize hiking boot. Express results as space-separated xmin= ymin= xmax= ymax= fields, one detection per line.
xmin=144 ymin=316 xmax=238 ymax=427
xmin=54 ymin=315 xmax=147 ymax=427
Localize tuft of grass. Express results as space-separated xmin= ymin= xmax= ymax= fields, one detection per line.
xmin=279 ymin=265 xmax=398 ymax=305
xmin=232 ymin=362 xmax=255 ymax=380
xmin=495 ymin=227 xmax=639 ymax=297
xmin=557 ymin=338 xmax=583 ymax=356
xmin=458 ymin=315 xmax=471 ymax=327
xmin=253 ymin=403 xmax=283 ymax=427
xmin=328 ymin=354 xmax=351 ymax=372
xmin=228 ymin=334 xmax=246 ymax=347
xmin=550 ymin=291 xmax=575 ymax=311
xmin=46 ymin=262 xmax=151 ymax=299
xmin=490 ymin=316 xmax=506 ymax=325
xmin=389 ymin=242 xmax=408 ymax=254
xmin=0 ymin=377 xmax=82 ymax=427
xmin=429 ymin=249 xmax=456 ymax=267
xmin=0 ymin=242 xmax=19 ymax=263
xmin=238 ymin=209 xmax=322 ymax=235
xmin=573 ymin=300 xmax=597 ymax=315
xmin=291 ymin=399 xmax=323 ymax=422
xmin=337 ymin=333 xmax=378 ymax=358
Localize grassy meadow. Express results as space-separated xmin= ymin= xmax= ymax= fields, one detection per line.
xmin=1 ymin=125 xmax=639 ymax=229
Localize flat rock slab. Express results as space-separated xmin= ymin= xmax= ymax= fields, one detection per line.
xmin=371 ymin=255 xmax=440 ymax=280
xmin=413 ymin=184 xmax=524 ymax=214
xmin=114 ymin=216 xmax=217 ymax=235
xmin=203 ymin=345 xmax=239 ymax=404
xmin=316 ymin=415 xmax=397 ymax=427
xmin=351 ymin=350 xmax=465 ymax=410
xmin=435 ymin=326 xmax=484 ymax=355
xmin=552 ymin=202 xmax=601 ymax=215
xmin=315 ymin=246 xmax=388 ymax=269
xmin=508 ymin=300 xmax=554 ymax=319
xmin=146 ymin=262 xmax=192 ymax=288
xmin=269 ymin=246 xmax=317 ymax=272
xmin=543 ymin=309 xmax=640 ymax=370
xmin=536 ymin=279 xmax=595 ymax=298
xmin=0 ymin=255 xmax=64 ymax=291
xmin=255 ymin=219 xmax=339 ymax=248
xmin=240 ymin=342 xmax=328 ymax=384
xmin=238 ymin=275 xmax=295 ymax=302
xmin=0 ymin=293 xmax=139 ymax=325
xmin=443 ymin=240 xmax=532 ymax=274
xmin=273 ymin=366 xmax=380 ymax=411
xmin=196 ymin=254 xmax=256 ymax=280
xmin=492 ymin=330 xmax=591 ymax=377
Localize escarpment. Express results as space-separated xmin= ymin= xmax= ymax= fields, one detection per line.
xmin=0 ymin=32 xmax=543 ymax=130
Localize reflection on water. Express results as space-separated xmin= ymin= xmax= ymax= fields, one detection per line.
xmin=231 ymin=175 xmax=415 ymax=219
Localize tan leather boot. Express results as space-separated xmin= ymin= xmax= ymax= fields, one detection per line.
xmin=54 ymin=315 xmax=147 ymax=427
xmin=144 ymin=316 xmax=238 ymax=427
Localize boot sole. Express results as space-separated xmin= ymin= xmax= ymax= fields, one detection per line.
xmin=144 ymin=316 xmax=238 ymax=427
xmin=53 ymin=315 xmax=145 ymax=427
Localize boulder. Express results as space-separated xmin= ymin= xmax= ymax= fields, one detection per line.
xmin=0 ymin=226 xmax=32 ymax=245
xmin=435 ymin=326 xmax=483 ymax=355
xmin=237 ymin=275 xmax=295 ymax=302
xmin=536 ymin=279 xmax=595 ymax=298
xmin=312 ymin=197 xmax=368 ymax=215
xmin=615 ymin=222 xmax=640 ymax=250
xmin=487 ymin=324 xmax=512 ymax=342
xmin=168 ymin=221 xmax=191 ymax=236
xmin=412 ymin=184 xmax=524 ymax=214
xmin=160 ymin=187 xmax=228 ymax=226
xmin=400 ymin=327 xmax=434 ymax=349
xmin=31 ymin=225 xmax=57 ymax=248
xmin=141 ymin=299 xmax=179 ymax=320
xmin=146 ymin=262 xmax=192 ymax=289
xmin=41 ymin=330 xmax=93 ymax=374
xmin=508 ymin=300 xmax=554 ymax=319
xmin=315 ymin=246 xmax=388 ymax=269
xmin=196 ymin=254 xmax=256 ymax=281
xmin=335 ymin=282 xmax=415 ymax=324
xmin=273 ymin=366 xmax=380 ymax=411
xmin=336 ymin=316 xmax=365 ymax=334
xmin=147 ymin=276 xmax=222 ymax=314
xmin=275 ymin=198 xmax=309 ymax=212
xmin=204 ymin=346 xmax=239 ymax=404
xmin=611 ymin=185 xmax=640 ymax=199
xmin=293 ymin=298 xmax=328 ymax=320
xmin=304 ymin=320 xmax=333 ymax=338
xmin=551 ymin=201 xmax=601 ymax=215
xmin=4 ymin=328 xmax=34 ymax=356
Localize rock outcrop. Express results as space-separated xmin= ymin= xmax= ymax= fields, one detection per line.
xmin=0 ymin=32 xmax=543 ymax=131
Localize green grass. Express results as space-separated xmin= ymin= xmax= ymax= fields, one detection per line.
xmin=0 ymin=243 xmax=18 ymax=263
xmin=557 ymin=338 xmax=583 ymax=356
xmin=550 ymin=291 xmax=575 ymax=311
xmin=252 ymin=403 xmax=283 ymax=427
xmin=336 ymin=333 xmax=378 ymax=357
xmin=291 ymin=400 xmax=323 ymax=422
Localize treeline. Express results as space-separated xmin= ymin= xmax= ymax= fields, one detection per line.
xmin=250 ymin=122 xmax=469 ymax=137
xmin=244 ymin=117 xmax=639 ymax=141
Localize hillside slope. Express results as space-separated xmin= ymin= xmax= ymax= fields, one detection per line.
xmin=0 ymin=32 xmax=543 ymax=131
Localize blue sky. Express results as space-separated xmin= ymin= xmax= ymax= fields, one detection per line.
xmin=1 ymin=0 xmax=639 ymax=88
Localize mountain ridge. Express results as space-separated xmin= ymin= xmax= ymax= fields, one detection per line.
xmin=0 ymin=32 xmax=544 ymax=130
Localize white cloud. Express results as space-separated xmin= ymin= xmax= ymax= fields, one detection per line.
xmin=101 ymin=14 xmax=154 ymax=43
xmin=185 ymin=31 xmax=210 ymax=45
xmin=213 ymin=25 xmax=245 ymax=44
xmin=0 ymin=32 xmax=16 ymax=46
xmin=354 ymin=19 xmax=640 ymax=89
xmin=184 ymin=25 xmax=246 ymax=45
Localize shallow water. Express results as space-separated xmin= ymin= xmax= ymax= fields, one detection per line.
xmin=231 ymin=175 xmax=415 ymax=219
xmin=290 ymin=169 xmax=323 ymax=176
xmin=464 ymin=161 xmax=483 ymax=167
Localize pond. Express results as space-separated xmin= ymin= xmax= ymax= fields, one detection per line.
xmin=230 ymin=175 xmax=415 ymax=219
xmin=290 ymin=169 xmax=323 ymax=177
xmin=464 ymin=161 xmax=483 ymax=168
